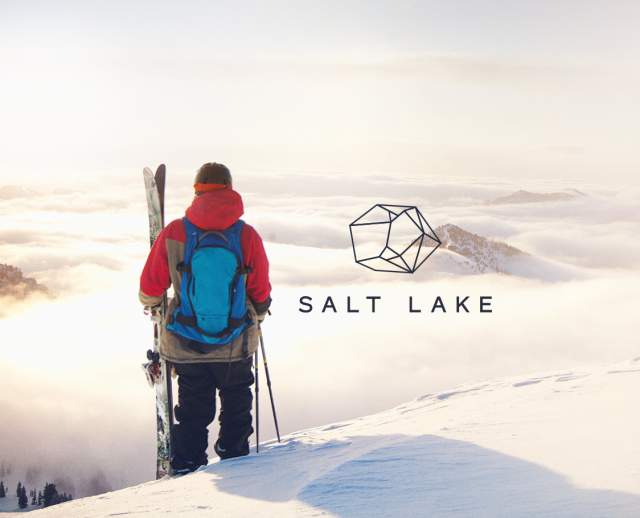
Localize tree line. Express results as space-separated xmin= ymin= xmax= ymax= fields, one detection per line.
xmin=0 ymin=479 xmax=72 ymax=509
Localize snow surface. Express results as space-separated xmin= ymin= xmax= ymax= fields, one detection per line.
xmin=16 ymin=359 xmax=640 ymax=517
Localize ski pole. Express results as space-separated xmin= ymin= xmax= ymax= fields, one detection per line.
xmin=259 ymin=328 xmax=281 ymax=443
xmin=254 ymin=350 xmax=259 ymax=453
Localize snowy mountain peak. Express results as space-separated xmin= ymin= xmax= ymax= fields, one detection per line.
xmin=435 ymin=224 xmax=525 ymax=273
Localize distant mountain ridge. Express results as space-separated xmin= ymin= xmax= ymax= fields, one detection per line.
xmin=487 ymin=189 xmax=586 ymax=205
xmin=0 ymin=185 xmax=39 ymax=200
xmin=0 ymin=264 xmax=47 ymax=298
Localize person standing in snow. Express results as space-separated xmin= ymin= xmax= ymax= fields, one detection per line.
xmin=139 ymin=162 xmax=271 ymax=473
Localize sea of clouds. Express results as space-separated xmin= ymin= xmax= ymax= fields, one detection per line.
xmin=1 ymin=170 xmax=638 ymax=496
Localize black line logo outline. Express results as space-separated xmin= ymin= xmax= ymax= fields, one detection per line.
xmin=349 ymin=204 xmax=441 ymax=273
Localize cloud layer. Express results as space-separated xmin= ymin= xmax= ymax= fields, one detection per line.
xmin=1 ymin=173 xmax=638 ymax=496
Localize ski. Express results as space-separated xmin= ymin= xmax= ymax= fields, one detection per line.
xmin=142 ymin=164 xmax=174 ymax=479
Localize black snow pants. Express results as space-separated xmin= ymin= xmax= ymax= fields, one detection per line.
xmin=172 ymin=357 xmax=254 ymax=466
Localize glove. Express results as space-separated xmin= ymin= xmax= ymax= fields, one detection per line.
xmin=252 ymin=296 xmax=272 ymax=315
xmin=144 ymin=304 xmax=163 ymax=322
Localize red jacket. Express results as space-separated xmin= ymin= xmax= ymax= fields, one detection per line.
xmin=140 ymin=188 xmax=271 ymax=312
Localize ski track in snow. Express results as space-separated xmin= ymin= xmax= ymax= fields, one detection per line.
xmin=14 ymin=359 xmax=640 ymax=518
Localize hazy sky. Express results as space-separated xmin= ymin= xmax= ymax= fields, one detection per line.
xmin=1 ymin=1 xmax=639 ymax=183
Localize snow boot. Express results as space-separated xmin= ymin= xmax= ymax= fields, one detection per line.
xmin=170 ymin=455 xmax=208 ymax=475
xmin=214 ymin=439 xmax=249 ymax=460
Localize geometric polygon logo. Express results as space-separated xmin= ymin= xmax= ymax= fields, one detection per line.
xmin=349 ymin=204 xmax=441 ymax=273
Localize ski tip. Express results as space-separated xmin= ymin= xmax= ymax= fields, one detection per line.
xmin=156 ymin=164 xmax=166 ymax=176
xmin=143 ymin=166 xmax=154 ymax=177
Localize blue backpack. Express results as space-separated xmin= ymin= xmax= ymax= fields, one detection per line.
xmin=167 ymin=218 xmax=251 ymax=345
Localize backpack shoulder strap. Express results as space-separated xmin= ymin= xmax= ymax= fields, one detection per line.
xmin=222 ymin=220 xmax=246 ymax=265
xmin=225 ymin=219 xmax=245 ymax=237
xmin=180 ymin=217 xmax=200 ymax=269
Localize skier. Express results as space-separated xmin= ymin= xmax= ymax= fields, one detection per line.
xmin=139 ymin=162 xmax=271 ymax=474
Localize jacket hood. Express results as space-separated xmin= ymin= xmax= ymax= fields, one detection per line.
xmin=185 ymin=189 xmax=244 ymax=230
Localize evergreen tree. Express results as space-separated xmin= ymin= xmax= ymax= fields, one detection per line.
xmin=43 ymin=482 xmax=59 ymax=508
xmin=0 ymin=481 xmax=5 ymax=498
xmin=37 ymin=490 xmax=43 ymax=506
xmin=31 ymin=489 xmax=37 ymax=505
xmin=18 ymin=486 xmax=28 ymax=509
xmin=16 ymin=481 xmax=22 ymax=498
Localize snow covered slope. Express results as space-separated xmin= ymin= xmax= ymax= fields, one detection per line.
xmin=20 ymin=359 xmax=640 ymax=518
